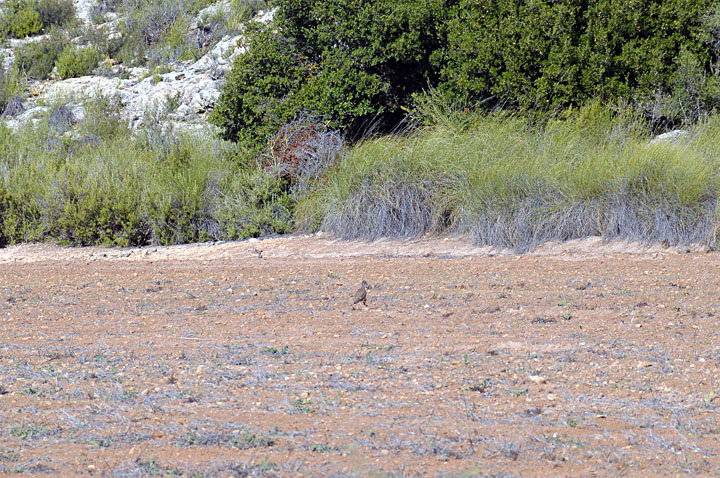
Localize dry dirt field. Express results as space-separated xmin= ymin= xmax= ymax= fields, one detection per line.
xmin=1 ymin=234 xmax=719 ymax=477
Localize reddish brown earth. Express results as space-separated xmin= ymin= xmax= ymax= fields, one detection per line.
xmin=1 ymin=234 xmax=719 ymax=477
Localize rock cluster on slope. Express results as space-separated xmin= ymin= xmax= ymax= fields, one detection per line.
xmin=0 ymin=1 xmax=273 ymax=134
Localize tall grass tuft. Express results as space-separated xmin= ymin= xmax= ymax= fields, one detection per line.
xmin=299 ymin=103 xmax=720 ymax=250
xmin=0 ymin=99 xmax=293 ymax=247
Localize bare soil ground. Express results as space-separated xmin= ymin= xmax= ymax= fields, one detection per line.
xmin=1 ymin=234 xmax=719 ymax=477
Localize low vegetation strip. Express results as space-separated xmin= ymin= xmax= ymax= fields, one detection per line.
xmin=300 ymin=105 xmax=720 ymax=250
xmin=1 ymin=102 xmax=720 ymax=250
xmin=1 ymin=1 xmax=719 ymax=250
xmin=0 ymin=95 xmax=293 ymax=247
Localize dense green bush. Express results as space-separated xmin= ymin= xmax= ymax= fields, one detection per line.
xmin=214 ymin=0 xmax=720 ymax=147
xmin=211 ymin=0 xmax=448 ymax=145
xmin=56 ymin=45 xmax=101 ymax=79
xmin=0 ymin=0 xmax=42 ymax=38
xmin=33 ymin=0 xmax=76 ymax=30
xmin=438 ymin=0 xmax=719 ymax=128
xmin=210 ymin=24 xmax=305 ymax=147
xmin=0 ymin=0 xmax=75 ymax=38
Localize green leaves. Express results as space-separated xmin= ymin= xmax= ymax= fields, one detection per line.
xmin=440 ymin=0 xmax=717 ymax=125
xmin=212 ymin=0 xmax=446 ymax=144
xmin=214 ymin=0 xmax=720 ymax=148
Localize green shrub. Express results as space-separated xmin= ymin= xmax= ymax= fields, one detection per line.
xmin=0 ymin=0 xmax=74 ymax=39
xmin=438 ymin=0 xmax=718 ymax=128
xmin=78 ymin=21 xmax=124 ymax=61
xmin=14 ymin=32 xmax=64 ymax=79
xmin=215 ymin=167 xmax=294 ymax=240
xmin=211 ymin=0 xmax=448 ymax=146
xmin=214 ymin=0 xmax=720 ymax=147
xmin=56 ymin=45 xmax=101 ymax=79
xmin=210 ymin=24 xmax=305 ymax=148
xmin=0 ymin=0 xmax=42 ymax=38
xmin=32 ymin=0 xmax=76 ymax=30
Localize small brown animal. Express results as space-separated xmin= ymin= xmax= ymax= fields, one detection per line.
xmin=353 ymin=280 xmax=368 ymax=307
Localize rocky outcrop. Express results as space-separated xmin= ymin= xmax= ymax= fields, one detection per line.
xmin=1 ymin=1 xmax=273 ymax=133
xmin=37 ymin=32 xmax=244 ymax=128
xmin=649 ymin=129 xmax=689 ymax=145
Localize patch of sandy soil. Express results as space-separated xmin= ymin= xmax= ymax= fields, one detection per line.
xmin=0 ymin=233 xmax=708 ymax=264
xmin=1 ymin=234 xmax=719 ymax=477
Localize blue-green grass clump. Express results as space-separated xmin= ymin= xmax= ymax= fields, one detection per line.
xmin=298 ymin=103 xmax=720 ymax=251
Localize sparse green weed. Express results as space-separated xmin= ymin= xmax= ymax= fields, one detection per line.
xmin=9 ymin=422 xmax=48 ymax=440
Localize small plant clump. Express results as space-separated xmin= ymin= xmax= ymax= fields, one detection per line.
xmin=56 ymin=45 xmax=101 ymax=80
xmin=0 ymin=0 xmax=75 ymax=39
xmin=0 ymin=59 xmax=24 ymax=115
xmin=114 ymin=0 xmax=230 ymax=66
xmin=13 ymin=32 xmax=65 ymax=80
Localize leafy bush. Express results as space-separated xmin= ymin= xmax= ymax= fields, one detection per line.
xmin=210 ymin=24 xmax=305 ymax=147
xmin=33 ymin=0 xmax=76 ymax=30
xmin=438 ymin=0 xmax=718 ymax=128
xmin=214 ymin=0 xmax=720 ymax=148
xmin=211 ymin=0 xmax=448 ymax=145
xmin=0 ymin=0 xmax=75 ymax=38
xmin=56 ymin=45 xmax=101 ymax=79
xmin=0 ymin=0 xmax=42 ymax=38
xmin=13 ymin=32 xmax=64 ymax=79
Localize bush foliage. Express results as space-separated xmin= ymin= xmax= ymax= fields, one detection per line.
xmin=56 ymin=45 xmax=101 ymax=79
xmin=213 ymin=0 xmax=720 ymax=146
xmin=439 ymin=0 xmax=719 ymax=128
xmin=0 ymin=0 xmax=75 ymax=39
xmin=0 ymin=97 xmax=294 ymax=247
xmin=211 ymin=0 xmax=447 ymax=145
xmin=13 ymin=32 xmax=65 ymax=79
